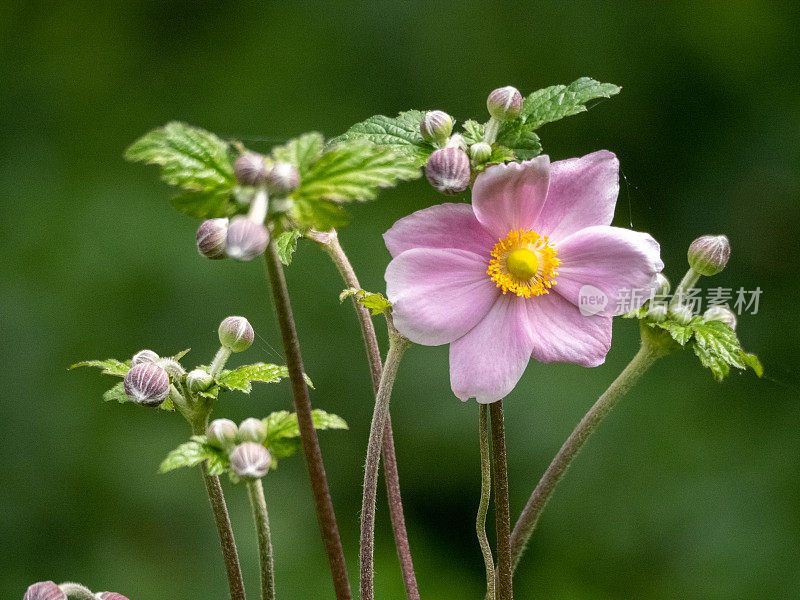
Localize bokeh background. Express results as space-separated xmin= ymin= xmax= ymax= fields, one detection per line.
xmin=1 ymin=2 xmax=798 ymax=599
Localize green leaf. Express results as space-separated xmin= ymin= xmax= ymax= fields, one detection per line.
xmin=339 ymin=287 xmax=392 ymax=315
xmin=291 ymin=197 xmax=351 ymax=231
xmin=741 ymin=352 xmax=764 ymax=377
xmin=461 ymin=120 xmax=485 ymax=146
xmin=263 ymin=409 xmax=348 ymax=461
xmin=159 ymin=436 xmax=228 ymax=475
xmin=272 ymin=132 xmax=325 ymax=177
xmin=692 ymin=343 xmax=731 ymax=382
xmin=692 ymin=320 xmax=746 ymax=371
xmin=650 ymin=319 xmax=697 ymax=346
xmin=126 ymin=122 xmax=237 ymax=218
xmin=217 ymin=363 xmax=290 ymax=394
xmin=171 ymin=349 xmax=191 ymax=361
xmin=521 ymin=77 xmax=621 ymax=130
xmin=103 ymin=382 xmax=129 ymax=403
xmin=496 ymin=119 xmax=542 ymax=160
xmin=330 ymin=111 xmax=433 ymax=167
xmin=275 ymin=230 xmax=302 ymax=266
xmin=70 ymin=358 xmax=130 ymax=377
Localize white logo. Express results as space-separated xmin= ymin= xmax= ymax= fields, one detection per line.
xmin=578 ymin=285 xmax=608 ymax=316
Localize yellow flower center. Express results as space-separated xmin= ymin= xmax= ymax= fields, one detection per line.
xmin=487 ymin=230 xmax=561 ymax=298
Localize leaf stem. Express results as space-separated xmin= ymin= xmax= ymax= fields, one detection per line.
xmin=360 ymin=325 xmax=411 ymax=600
xmin=210 ymin=346 xmax=232 ymax=380
xmin=263 ymin=239 xmax=352 ymax=600
xmin=508 ymin=341 xmax=664 ymax=572
xmin=246 ymin=478 xmax=276 ymax=600
xmin=490 ymin=401 xmax=513 ymax=600
xmin=191 ymin=418 xmax=247 ymax=600
xmin=311 ymin=228 xmax=420 ymax=600
xmin=477 ymin=404 xmax=495 ymax=600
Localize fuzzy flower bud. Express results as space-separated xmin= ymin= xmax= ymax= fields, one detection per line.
xmin=97 ymin=594 xmax=130 ymax=600
xmin=425 ymin=147 xmax=470 ymax=195
xmin=156 ymin=358 xmax=186 ymax=379
xmin=238 ymin=417 xmax=267 ymax=444
xmin=234 ymin=152 xmax=269 ymax=186
xmin=487 ymin=86 xmax=523 ymax=120
xmin=196 ymin=218 xmax=229 ymax=260
xmin=186 ymin=368 xmax=213 ymax=393
xmin=669 ymin=303 xmax=694 ymax=325
xmin=226 ymin=216 xmax=268 ymax=261
xmin=207 ymin=418 xmax=239 ymax=450
xmin=469 ymin=142 xmax=492 ymax=164
xmin=444 ymin=133 xmax=467 ymax=151
xmin=218 ymin=316 xmax=254 ymax=352
xmin=123 ymin=363 xmax=170 ymax=406
xmin=130 ymin=349 xmax=159 ymax=368
xmin=230 ymin=442 xmax=272 ymax=479
xmin=704 ymin=305 xmax=737 ymax=330
xmin=23 ymin=582 xmax=66 ymax=600
xmin=688 ymin=234 xmax=730 ymax=276
xmin=266 ymin=162 xmax=300 ymax=195
xmin=419 ymin=111 xmax=454 ymax=146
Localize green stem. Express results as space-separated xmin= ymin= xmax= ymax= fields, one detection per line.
xmin=669 ymin=266 xmax=701 ymax=310
xmin=490 ymin=401 xmax=513 ymax=600
xmin=210 ymin=346 xmax=232 ymax=379
xmin=311 ymin=229 xmax=420 ymax=600
xmin=360 ymin=326 xmax=411 ymax=600
xmin=58 ymin=583 xmax=99 ymax=599
xmin=508 ymin=341 xmax=663 ymax=572
xmin=191 ymin=417 xmax=247 ymax=600
xmin=246 ymin=478 xmax=276 ymax=600
xmin=263 ymin=239 xmax=352 ymax=600
xmin=477 ymin=404 xmax=495 ymax=600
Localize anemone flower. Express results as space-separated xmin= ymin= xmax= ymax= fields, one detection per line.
xmin=384 ymin=151 xmax=663 ymax=403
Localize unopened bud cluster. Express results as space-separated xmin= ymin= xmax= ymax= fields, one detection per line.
xmin=24 ymin=582 xmax=130 ymax=600
xmin=688 ymin=234 xmax=730 ymax=276
xmin=207 ymin=417 xmax=272 ymax=479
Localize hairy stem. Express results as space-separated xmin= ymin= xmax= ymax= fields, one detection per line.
xmin=312 ymin=229 xmax=420 ymax=600
xmin=59 ymin=583 xmax=100 ymax=600
xmin=191 ymin=418 xmax=247 ymax=600
xmin=509 ymin=342 xmax=663 ymax=572
xmin=477 ymin=404 xmax=495 ymax=600
xmin=263 ymin=240 xmax=352 ymax=600
xmin=209 ymin=346 xmax=232 ymax=380
xmin=360 ymin=328 xmax=411 ymax=600
xmin=490 ymin=401 xmax=513 ymax=600
xmin=246 ymin=478 xmax=276 ymax=600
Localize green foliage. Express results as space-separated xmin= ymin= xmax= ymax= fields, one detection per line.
xmin=271 ymin=132 xmax=325 ymax=177
xmin=103 ymin=381 xmax=129 ymax=403
xmin=70 ymin=358 xmax=130 ymax=377
xmin=460 ymin=120 xmax=484 ymax=146
xmin=263 ymin=409 xmax=348 ymax=462
xmin=125 ymin=122 xmax=237 ymax=218
xmin=160 ymin=436 xmax=228 ymax=477
xmin=275 ymin=229 xmax=302 ymax=265
xmin=329 ymin=110 xmax=433 ymax=167
xmin=339 ymin=287 xmax=392 ymax=315
xmin=217 ymin=363 xmax=290 ymax=393
xmin=521 ymin=77 xmax=621 ymax=130
xmin=496 ymin=120 xmax=543 ymax=160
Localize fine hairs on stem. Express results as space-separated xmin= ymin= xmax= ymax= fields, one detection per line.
xmin=360 ymin=326 xmax=411 ymax=600
xmin=477 ymin=404 xmax=496 ymax=600
xmin=263 ymin=239 xmax=352 ymax=600
xmin=312 ymin=229 xmax=420 ymax=600
xmin=246 ymin=478 xmax=276 ymax=600
xmin=490 ymin=401 xmax=513 ymax=600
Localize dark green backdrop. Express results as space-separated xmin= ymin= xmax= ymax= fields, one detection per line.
xmin=1 ymin=2 xmax=798 ymax=599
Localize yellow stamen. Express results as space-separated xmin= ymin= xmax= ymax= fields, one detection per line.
xmin=487 ymin=230 xmax=561 ymax=298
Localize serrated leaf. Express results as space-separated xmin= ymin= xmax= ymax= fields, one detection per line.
xmin=275 ymin=230 xmax=302 ymax=266
xmin=217 ymin=363 xmax=290 ymax=394
xmin=171 ymin=349 xmax=191 ymax=361
xmin=650 ymin=319 xmax=696 ymax=346
xmin=262 ymin=409 xmax=348 ymax=460
xmin=330 ymin=111 xmax=433 ymax=167
xmin=103 ymin=382 xmax=129 ymax=403
xmin=692 ymin=320 xmax=746 ymax=371
xmin=70 ymin=358 xmax=131 ymax=377
xmin=160 ymin=437 xmax=227 ymax=474
xmin=170 ymin=188 xmax=237 ymax=219
xmin=339 ymin=287 xmax=392 ymax=315
xmin=692 ymin=343 xmax=731 ymax=382
xmin=521 ymin=77 xmax=621 ymax=130
xmin=496 ymin=119 xmax=542 ymax=161
xmin=461 ymin=120 xmax=484 ymax=146
xmin=291 ymin=197 xmax=351 ymax=231
xmin=272 ymin=133 xmax=325 ymax=177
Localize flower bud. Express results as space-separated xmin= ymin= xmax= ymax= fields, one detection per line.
xmin=130 ymin=349 xmax=159 ymax=368
xmin=419 ymin=111 xmax=454 ymax=146
xmin=23 ymin=582 xmax=66 ymax=600
xmin=669 ymin=303 xmax=694 ymax=325
xmin=97 ymin=594 xmax=130 ymax=600
xmin=123 ymin=363 xmax=170 ymax=406
xmin=654 ymin=273 xmax=671 ymax=297
xmin=226 ymin=216 xmax=268 ymax=261
xmin=469 ymin=142 xmax=492 ymax=164
xmin=238 ymin=417 xmax=267 ymax=444
xmin=266 ymin=162 xmax=300 ymax=195
xmin=704 ymin=305 xmax=737 ymax=330
xmin=444 ymin=133 xmax=467 ymax=151
xmin=196 ymin=218 xmax=229 ymax=260
xmin=487 ymin=86 xmax=523 ymax=120
xmin=156 ymin=358 xmax=186 ymax=379
xmin=425 ymin=147 xmax=470 ymax=195
xmin=688 ymin=234 xmax=730 ymax=276
xmin=207 ymin=418 xmax=239 ymax=450
xmin=230 ymin=442 xmax=272 ymax=478
xmin=218 ymin=316 xmax=254 ymax=352
xmin=187 ymin=368 xmax=213 ymax=393
xmin=234 ymin=152 xmax=269 ymax=186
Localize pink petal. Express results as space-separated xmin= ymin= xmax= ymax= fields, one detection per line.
xmin=526 ymin=292 xmax=612 ymax=367
xmin=23 ymin=582 xmax=66 ymax=600
xmin=471 ymin=156 xmax=550 ymax=237
xmin=449 ymin=294 xmax=534 ymax=403
xmin=533 ymin=150 xmax=620 ymax=242
xmin=385 ymin=248 xmax=498 ymax=346
xmin=97 ymin=594 xmax=130 ymax=600
xmin=554 ymin=225 xmax=664 ymax=316
xmin=383 ymin=203 xmax=495 ymax=258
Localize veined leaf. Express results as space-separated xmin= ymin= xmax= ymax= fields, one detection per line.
xmin=272 ymin=132 xmax=325 ymax=177
xmin=275 ymin=229 xmax=302 ymax=266
xmin=70 ymin=358 xmax=130 ymax=377
xmin=522 ymin=77 xmax=621 ymax=130
xmin=160 ymin=436 xmax=228 ymax=475
xmin=339 ymin=287 xmax=392 ymax=315
xmin=330 ymin=111 xmax=433 ymax=167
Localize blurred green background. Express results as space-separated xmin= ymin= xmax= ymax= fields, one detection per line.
xmin=1 ymin=2 xmax=798 ymax=599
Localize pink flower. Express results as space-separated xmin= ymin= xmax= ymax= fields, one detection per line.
xmin=384 ymin=151 xmax=663 ymax=403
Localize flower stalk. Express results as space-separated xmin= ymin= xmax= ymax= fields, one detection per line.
xmin=58 ymin=583 xmax=100 ymax=600
xmin=311 ymin=229 xmax=420 ymax=600
xmin=246 ymin=478 xmax=276 ymax=600
xmin=490 ymin=401 xmax=513 ymax=600
xmin=477 ymin=404 xmax=495 ymax=600
xmin=360 ymin=322 xmax=411 ymax=600
xmin=263 ymin=239 xmax=352 ymax=600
